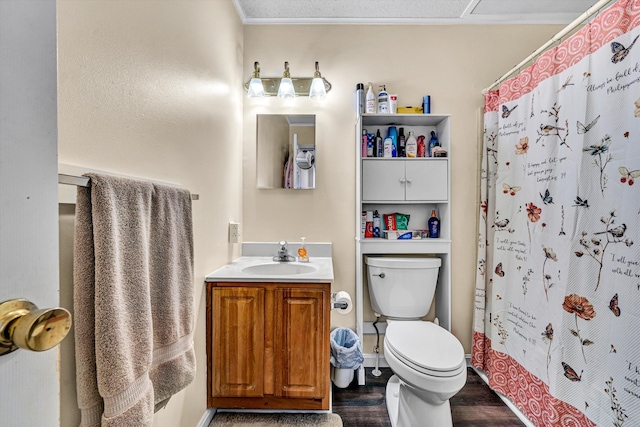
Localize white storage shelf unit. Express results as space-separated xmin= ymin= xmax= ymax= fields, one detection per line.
xmin=355 ymin=114 xmax=452 ymax=385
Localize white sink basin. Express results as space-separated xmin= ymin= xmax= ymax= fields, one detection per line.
xmin=206 ymin=244 xmax=333 ymax=283
xmin=241 ymin=263 xmax=317 ymax=276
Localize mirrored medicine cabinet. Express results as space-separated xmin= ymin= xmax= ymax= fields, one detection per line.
xmin=256 ymin=114 xmax=316 ymax=190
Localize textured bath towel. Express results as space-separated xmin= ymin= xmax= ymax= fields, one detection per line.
xmin=74 ymin=173 xmax=196 ymax=427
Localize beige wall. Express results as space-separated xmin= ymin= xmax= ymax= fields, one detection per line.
xmin=242 ymin=24 xmax=563 ymax=355
xmin=57 ymin=1 xmax=243 ymax=426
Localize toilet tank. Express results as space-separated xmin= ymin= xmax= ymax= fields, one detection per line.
xmin=365 ymin=256 xmax=441 ymax=320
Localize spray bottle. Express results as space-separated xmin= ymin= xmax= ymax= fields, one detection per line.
xmin=356 ymin=83 xmax=364 ymax=114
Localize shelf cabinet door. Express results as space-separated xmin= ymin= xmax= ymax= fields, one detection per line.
xmin=274 ymin=288 xmax=328 ymax=399
xmin=362 ymin=160 xmax=405 ymax=201
xmin=211 ymin=287 xmax=265 ymax=397
xmin=405 ymin=159 xmax=448 ymax=201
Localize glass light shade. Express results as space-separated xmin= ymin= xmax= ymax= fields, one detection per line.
xmin=309 ymin=77 xmax=326 ymax=100
xmin=277 ymin=78 xmax=295 ymax=99
xmin=247 ymin=77 xmax=265 ymax=98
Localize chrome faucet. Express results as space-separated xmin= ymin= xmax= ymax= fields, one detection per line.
xmin=273 ymin=240 xmax=295 ymax=262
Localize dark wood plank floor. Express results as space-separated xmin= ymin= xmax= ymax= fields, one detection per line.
xmin=332 ymin=367 xmax=526 ymax=427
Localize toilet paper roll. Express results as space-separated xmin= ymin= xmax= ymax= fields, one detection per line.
xmin=333 ymin=291 xmax=352 ymax=314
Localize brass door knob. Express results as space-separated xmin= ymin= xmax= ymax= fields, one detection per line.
xmin=0 ymin=299 xmax=72 ymax=356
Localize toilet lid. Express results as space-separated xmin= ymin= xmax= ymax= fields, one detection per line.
xmin=385 ymin=322 xmax=465 ymax=377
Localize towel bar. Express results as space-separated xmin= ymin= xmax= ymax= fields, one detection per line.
xmin=58 ymin=173 xmax=199 ymax=200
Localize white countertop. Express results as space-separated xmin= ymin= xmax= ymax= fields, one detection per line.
xmin=205 ymin=242 xmax=334 ymax=283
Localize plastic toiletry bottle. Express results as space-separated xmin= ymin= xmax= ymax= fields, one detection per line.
xmin=417 ymin=135 xmax=426 ymax=157
xmin=405 ymin=131 xmax=418 ymax=158
xmin=362 ymin=129 xmax=368 ymax=157
xmin=428 ymin=210 xmax=440 ymax=238
xmin=298 ymin=237 xmax=309 ymax=262
xmin=375 ymin=129 xmax=383 ymax=157
xmin=365 ymin=211 xmax=374 ymax=238
xmin=398 ymin=127 xmax=406 ymax=157
xmin=389 ymin=94 xmax=398 ymax=114
xmin=365 ymin=83 xmax=376 ymax=114
xmin=383 ymin=137 xmax=393 ymax=158
xmin=423 ymin=95 xmax=431 ymax=114
xmin=428 ymin=131 xmax=438 ymax=157
xmin=373 ymin=210 xmax=381 ymax=238
xmin=356 ymin=83 xmax=364 ymax=114
xmin=377 ymin=85 xmax=389 ymax=114
xmin=367 ymin=133 xmax=374 ymax=157
xmin=387 ymin=126 xmax=398 ymax=157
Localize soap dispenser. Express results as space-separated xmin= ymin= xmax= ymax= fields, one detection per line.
xmin=377 ymin=85 xmax=389 ymax=114
xmin=298 ymin=237 xmax=309 ymax=262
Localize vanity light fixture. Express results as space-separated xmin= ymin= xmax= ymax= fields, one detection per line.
xmin=243 ymin=61 xmax=332 ymax=99
xmin=277 ymin=61 xmax=296 ymax=99
xmin=309 ymin=62 xmax=327 ymax=100
xmin=246 ymin=62 xmax=265 ymax=98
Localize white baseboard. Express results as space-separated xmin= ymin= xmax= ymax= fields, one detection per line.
xmin=196 ymin=408 xmax=216 ymax=427
xmin=362 ymin=352 xmax=389 ymax=368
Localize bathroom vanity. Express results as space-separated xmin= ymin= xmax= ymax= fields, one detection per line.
xmin=205 ymin=243 xmax=334 ymax=410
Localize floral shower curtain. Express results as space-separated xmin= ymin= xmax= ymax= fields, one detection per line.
xmin=473 ymin=0 xmax=640 ymax=425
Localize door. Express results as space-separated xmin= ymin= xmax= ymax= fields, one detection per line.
xmin=0 ymin=0 xmax=60 ymax=425
xmin=211 ymin=287 xmax=265 ymax=398
xmin=362 ymin=160 xmax=405 ymax=201
xmin=405 ymin=159 xmax=448 ymax=201
xmin=274 ymin=288 xmax=328 ymax=399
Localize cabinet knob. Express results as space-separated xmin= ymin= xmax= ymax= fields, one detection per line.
xmin=399 ymin=178 xmax=406 ymax=183
xmin=0 ymin=299 xmax=72 ymax=356
xmin=406 ymin=178 xmax=412 ymax=183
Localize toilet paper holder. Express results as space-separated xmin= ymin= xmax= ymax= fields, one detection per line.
xmin=330 ymin=291 xmax=352 ymax=313
xmin=332 ymin=301 xmax=349 ymax=310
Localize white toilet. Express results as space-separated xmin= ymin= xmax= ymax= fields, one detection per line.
xmin=365 ymin=256 xmax=466 ymax=427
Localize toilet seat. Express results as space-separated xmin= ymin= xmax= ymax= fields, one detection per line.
xmin=385 ymin=322 xmax=465 ymax=378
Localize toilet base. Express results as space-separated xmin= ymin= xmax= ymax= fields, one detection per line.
xmin=385 ymin=374 xmax=453 ymax=427
xmin=386 ymin=375 xmax=401 ymax=426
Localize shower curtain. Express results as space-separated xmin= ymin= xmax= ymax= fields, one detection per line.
xmin=473 ymin=1 xmax=640 ymax=425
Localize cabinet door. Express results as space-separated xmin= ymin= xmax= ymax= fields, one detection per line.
xmin=274 ymin=288 xmax=328 ymax=399
xmin=212 ymin=287 xmax=264 ymax=397
xmin=405 ymin=159 xmax=448 ymax=201
xmin=362 ymin=160 xmax=405 ymax=201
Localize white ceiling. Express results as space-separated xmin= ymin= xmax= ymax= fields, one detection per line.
xmin=233 ymin=0 xmax=602 ymax=25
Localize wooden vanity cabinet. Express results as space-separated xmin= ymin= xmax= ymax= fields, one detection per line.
xmin=206 ymin=281 xmax=330 ymax=410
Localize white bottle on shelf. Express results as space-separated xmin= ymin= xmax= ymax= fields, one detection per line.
xmin=365 ymin=83 xmax=376 ymax=114
xmin=405 ymin=131 xmax=418 ymax=158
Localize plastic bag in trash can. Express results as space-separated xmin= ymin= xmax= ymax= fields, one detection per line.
xmin=330 ymin=328 xmax=364 ymax=369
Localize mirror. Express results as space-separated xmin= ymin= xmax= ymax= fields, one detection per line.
xmin=256 ymin=114 xmax=316 ymax=189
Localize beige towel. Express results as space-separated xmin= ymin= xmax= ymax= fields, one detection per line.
xmin=74 ymin=173 xmax=195 ymax=427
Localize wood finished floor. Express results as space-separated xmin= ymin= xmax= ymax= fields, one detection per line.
xmin=332 ymin=368 xmax=526 ymax=427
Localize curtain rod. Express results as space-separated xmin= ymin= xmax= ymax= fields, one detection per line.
xmin=483 ymin=0 xmax=614 ymax=93
xmin=58 ymin=173 xmax=200 ymax=200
